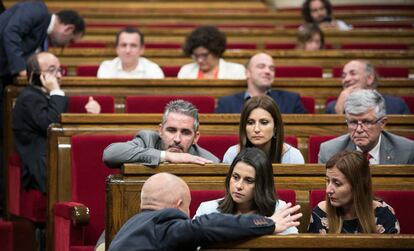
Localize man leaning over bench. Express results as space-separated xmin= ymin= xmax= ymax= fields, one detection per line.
xmin=103 ymin=99 xmax=220 ymax=168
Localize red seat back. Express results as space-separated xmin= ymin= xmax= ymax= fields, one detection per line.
xmin=145 ymin=43 xmax=181 ymax=49
xmin=264 ymin=43 xmax=296 ymax=49
xmin=68 ymin=42 xmax=106 ymax=48
xmin=284 ymin=135 xmax=298 ymax=148
xmin=275 ymin=66 xmax=323 ymax=78
xmin=401 ymin=96 xmax=414 ymax=113
xmin=310 ymin=190 xmax=414 ymax=234
xmin=226 ymin=43 xmax=257 ymax=50
xmin=197 ymin=135 xmax=239 ymax=161
xmin=71 ymin=134 xmax=132 ymax=244
xmin=68 ymin=96 xmax=115 ymax=113
xmin=0 ymin=220 xmax=13 ymax=251
xmin=190 ymin=189 xmax=296 ymax=218
xmin=161 ymin=66 xmax=180 ymax=77
xmin=308 ymin=135 xmax=337 ymax=163
xmin=125 ymin=95 xmax=215 ymax=113
xmin=340 ymin=43 xmax=409 ymax=50
xmin=300 ymin=96 xmax=315 ymax=113
xmin=76 ymin=65 xmax=99 ymax=77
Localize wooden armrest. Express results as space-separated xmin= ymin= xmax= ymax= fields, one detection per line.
xmin=54 ymin=202 xmax=90 ymax=226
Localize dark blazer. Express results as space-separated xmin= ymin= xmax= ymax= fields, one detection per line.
xmin=12 ymin=85 xmax=68 ymax=193
xmin=216 ymin=90 xmax=307 ymax=114
xmin=0 ymin=1 xmax=51 ymax=77
xmin=318 ymin=131 xmax=414 ymax=164
xmin=108 ymin=208 xmax=275 ymax=251
xmin=326 ymin=94 xmax=410 ymax=114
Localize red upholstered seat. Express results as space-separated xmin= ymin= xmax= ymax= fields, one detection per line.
xmin=197 ymin=135 xmax=238 ymax=161
xmin=125 ymin=95 xmax=215 ymax=113
xmin=275 ymin=66 xmax=323 ymax=78
xmin=53 ymin=134 xmax=132 ymax=251
xmin=146 ymin=43 xmax=182 ymax=49
xmin=227 ymin=43 xmax=257 ymax=50
xmin=340 ymin=43 xmax=409 ymax=50
xmin=284 ymin=135 xmax=298 ymax=148
xmin=68 ymin=42 xmax=107 ymax=48
xmin=308 ymin=135 xmax=337 ymax=163
xmin=161 ymin=66 xmax=180 ymax=77
xmin=300 ymin=96 xmax=315 ymax=114
xmin=401 ymin=96 xmax=414 ymax=113
xmin=264 ymin=43 xmax=296 ymax=49
xmin=310 ymin=190 xmax=414 ymax=234
xmin=190 ymin=189 xmax=296 ymax=218
xmin=333 ymin=66 xmax=409 ymax=78
xmin=0 ymin=220 xmax=13 ymax=251
xmin=76 ymin=65 xmax=99 ymax=77
xmin=68 ymin=96 xmax=115 ymax=113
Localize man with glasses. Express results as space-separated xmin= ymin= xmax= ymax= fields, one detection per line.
xmin=319 ymin=89 xmax=414 ymax=164
xmin=12 ymin=52 xmax=100 ymax=193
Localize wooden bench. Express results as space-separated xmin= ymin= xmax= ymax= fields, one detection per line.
xmin=49 ymin=49 xmax=414 ymax=76
xmin=103 ymin=163 xmax=414 ymax=245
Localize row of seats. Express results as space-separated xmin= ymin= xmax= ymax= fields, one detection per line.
xmin=67 ymin=94 xmax=414 ymax=114
xmin=69 ymin=41 xmax=411 ymax=50
xmin=72 ymin=65 xmax=411 ymax=78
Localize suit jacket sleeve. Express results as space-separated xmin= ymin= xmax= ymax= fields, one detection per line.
xmin=103 ymin=131 xmax=162 ymax=168
xmin=19 ymin=91 xmax=68 ymax=134
xmin=293 ymin=94 xmax=307 ymax=114
xmin=162 ymin=211 xmax=275 ymax=250
xmin=3 ymin=3 xmax=48 ymax=75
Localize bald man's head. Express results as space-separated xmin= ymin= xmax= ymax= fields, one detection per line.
xmin=140 ymin=173 xmax=191 ymax=217
xmin=245 ymin=53 xmax=275 ymax=95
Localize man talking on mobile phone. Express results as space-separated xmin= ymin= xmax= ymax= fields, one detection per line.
xmin=12 ymin=52 xmax=99 ymax=194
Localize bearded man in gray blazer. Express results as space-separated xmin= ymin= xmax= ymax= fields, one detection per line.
xmin=103 ymin=100 xmax=219 ymax=168
xmin=319 ymin=89 xmax=414 ymax=164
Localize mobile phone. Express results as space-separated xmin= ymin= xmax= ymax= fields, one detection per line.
xmin=31 ymin=72 xmax=43 ymax=87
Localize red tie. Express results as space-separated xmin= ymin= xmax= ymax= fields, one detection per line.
xmin=364 ymin=152 xmax=372 ymax=161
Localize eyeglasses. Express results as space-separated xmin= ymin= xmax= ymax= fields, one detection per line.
xmin=43 ymin=66 xmax=66 ymax=76
xmin=346 ymin=117 xmax=383 ymax=130
xmin=191 ymin=52 xmax=210 ymax=61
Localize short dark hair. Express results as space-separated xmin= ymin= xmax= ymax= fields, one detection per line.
xmin=115 ymin=27 xmax=144 ymax=46
xmin=301 ymin=0 xmax=332 ymax=23
xmin=56 ymin=10 xmax=86 ymax=35
xmin=183 ymin=26 xmax=226 ymax=57
xmin=297 ymin=23 xmax=325 ymax=49
xmin=26 ymin=53 xmax=41 ymax=82
xmin=218 ymin=147 xmax=277 ymax=216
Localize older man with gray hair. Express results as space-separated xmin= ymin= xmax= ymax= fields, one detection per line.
xmin=103 ymin=99 xmax=219 ymax=168
xmin=319 ymin=89 xmax=414 ymax=164
xmin=326 ymin=59 xmax=410 ymax=114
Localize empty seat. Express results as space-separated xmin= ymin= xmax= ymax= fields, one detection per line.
xmin=308 ymin=135 xmax=337 ymax=163
xmin=401 ymin=96 xmax=414 ymax=113
xmin=161 ymin=66 xmax=181 ymax=77
xmin=340 ymin=43 xmax=409 ymax=50
xmin=76 ymin=65 xmax=99 ymax=77
xmin=68 ymin=95 xmax=115 ymax=113
xmin=53 ymin=134 xmax=132 ymax=251
xmin=265 ymin=43 xmax=296 ymax=49
xmin=125 ymin=95 xmax=215 ymax=113
xmin=300 ymin=96 xmax=316 ymax=114
xmin=275 ymin=66 xmax=323 ymax=78
xmin=197 ymin=135 xmax=239 ymax=161
xmin=310 ymin=190 xmax=414 ymax=234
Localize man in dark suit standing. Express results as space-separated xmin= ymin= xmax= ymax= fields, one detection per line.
xmin=106 ymin=172 xmax=302 ymax=251
xmin=12 ymin=52 xmax=69 ymax=193
xmin=325 ymin=59 xmax=410 ymax=115
xmin=215 ymin=52 xmax=307 ymax=114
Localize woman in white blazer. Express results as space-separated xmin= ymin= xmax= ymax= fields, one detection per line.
xmin=178 ymin=26 xmax=246 ymax=80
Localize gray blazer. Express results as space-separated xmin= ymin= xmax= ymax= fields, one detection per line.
xmin=318 ymin=131 xmax=414 ymax=164
xmin=103 ymin=130 xmax=220 ymax=168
